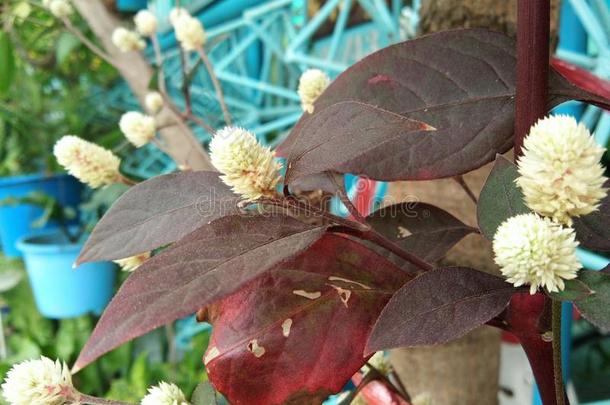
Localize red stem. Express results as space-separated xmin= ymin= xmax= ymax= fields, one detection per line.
xmin=514 ymin=0 xmax=551 ymax=157
xmin=519 ymin=335 xmax=559 ymax=404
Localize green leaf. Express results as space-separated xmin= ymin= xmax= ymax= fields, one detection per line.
xmin=574 ymin=267 xmax=610 ymax=331
xmin=477 ymin=155 xmax=530 ymax=240
xmin=56 ymin=32 xmax=80 ymax=66
xmin=0 ymin=32 xmax=15 ymax=95
xmin=191 ymin=382 xmax=217 ymax=405
xmin=548 ymin=279 xmax=593 ymax=301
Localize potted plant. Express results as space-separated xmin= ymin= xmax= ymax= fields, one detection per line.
xmin=15 ymin=187 xmax=125 ymax=319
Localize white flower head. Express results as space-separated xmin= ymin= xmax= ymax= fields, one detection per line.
xmin=169 ymin=7 xmax=190 ymax=25
xmin=210 ymin=126 xmax=282 ymax=201
xmin=173 ymin=14 xmax=206 ymax=51
xmin=48 ymin=0 xmax=72 ymax=18
xmin=112 ymin=27 xmax=145 ymax=52
xmin=493 ymin=213 xmax=581 ymax=294
xmin=517 ymin=115 xmax=608 ymax=225
xmin=114 ymin=252 xmax=151 ymax=272
xmin=119 ymin=111 xmax=156 ymax=147
xmin=141 ymin=382 xmax=189 ymax=405
xmin=54 ymin=135 xmax=121 ymax=188
xmin=2 ymin=357 xmax=74 ymax=405
xmin=144 ymin=91 xmax=164 ymax=114
xmin=134 ymin=10 xmax=158 ymax=36
xmin=298 ymin=69 xmax=330 ymax=113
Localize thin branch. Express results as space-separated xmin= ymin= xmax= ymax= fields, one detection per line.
xmin=150 ymin=34 xmax=167 ymax=94
xmin=197 ymin=48 xmax=232 ymax=125
xmin=178 ymin=47 xmax=193 ymax=115
xmin=78 ymin=393 xmax=135 ymax=405
xmin=453 ymin=175 xmax=477 ymax=204
xmin=331 ymin=173 xmax=367 ymax=223
xmin=552 ymin=300 xmax=567 ymax=405
xmin=117 ymin=173 xmax=137 ymax=186
xmin=184 ymin=111 xmax=215 ymax=134
xmin=60 ymin=17 xmax=116 ymax=68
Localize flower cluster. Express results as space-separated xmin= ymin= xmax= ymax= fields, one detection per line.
xmin=298 ymin=69 xmax=330 ymax=113
xmin=493 ymin=213 xmax=581 ymax=294
xmin=171 ymin=9 xmax=206 ymax=51
xmin=1 ymin=357 xmax=74 ymax=405
xmin=141 ymin=382 xmax=189 ymax=405
xmin=134 ymin=10 xmax=158 ymax=37
xmin=517 ymin=115 xmax=607 ymax=225
xmin=112 ymin=27 xmax=145 ymax=53
xmin=119 ymin=111 xmax=156 ymax=147
xmin=54 ymin=135 xmax=121 ymax=188
xmin=210 ymin=126 xmax=281 ymax=201
xmin=114 ymin=251 xmax=151 ymax=272
xmin=43 ymin=0 xmax=72 ymax=18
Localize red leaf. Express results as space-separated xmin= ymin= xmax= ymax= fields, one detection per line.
xmin=73 ymin=214 xmax=327 ymax=372
xmin=204 ymin=234 xmax=412 ymax=405
xmin=279 ymin=29 xmax=608 ymax=183
xmin=551 ymin=58 xmax=610 ymax=110
xmin=77 ymin=171 xmax=239 ymax=264
xmin=367 ymin=267 xmax=513 ymax=352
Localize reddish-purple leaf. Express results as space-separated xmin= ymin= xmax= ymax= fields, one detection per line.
xmin=367 ymin=267 xmax=514 ymax=352
xmin=204 ymin=234 xmax=411 ymax=405
xmin=279 ymin=29 xmax=608 ymax=183
xmin=73 ymin=214 xmax=327 ymax=371
xmin=551 ymin=58 xmax=610 ymax=110
xmin=574 ymin=266 xmax=610 ymax=332
xmin=77 ymin=171 xmax=239 ymax=264
xmin=367 ymin=202 xmax=477 ymax=263
xmin=574 ymin=180 xmax=610 ymax=252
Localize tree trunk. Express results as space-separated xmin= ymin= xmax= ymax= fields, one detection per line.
xmin=71 ymin=0 xmax=214 ymax=171
xmin=387 ymin=1 xmax=561 ymax=403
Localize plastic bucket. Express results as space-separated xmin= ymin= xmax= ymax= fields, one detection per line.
xmin=0 ymin=173 xmax=82 ymax=258
xmin=17 ymin=231 xmax=117 ymax=319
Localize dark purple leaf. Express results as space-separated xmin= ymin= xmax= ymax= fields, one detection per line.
xmin=279 ymin=29 xmax=607 ymax=183
xmin=367 ymin=202 xmax=477 ymax=262
xmin=477 ymin=155 xmax=530 ymax=240
xmin=73 ymin=214 xmax=327 ymax=371
xmin=366 ymin=267 xmax=514 ymax=351
xmin=551 ymin=58 xmax=610 ymax=110
xmin=548 ymin=278 xmax=594 ymax=302
xmin=574 ymin=266 xmax=610 ymax=332
xmin=204 ymin=234 xmax=411 ymax=405
xmin=77 ymin=171 xmax=239 ymax=264
xmin=574 ymin=180 xmax=610 ymax=252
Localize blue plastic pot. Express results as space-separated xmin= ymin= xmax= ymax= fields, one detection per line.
xmin=0 ymin=173 xmax=82 ymax=258
xmin=116 ymin=0 xmax=147 ymax=11
xmin=17 ymin=231 xmax=117 ymax=319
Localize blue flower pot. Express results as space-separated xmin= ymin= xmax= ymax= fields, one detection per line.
xmin=17 ymin=231 xmax=117 ymax=319
xmin=116 ymin=0 xmax=147 ymax=11
xmin=0 ymin=173 xmax=82 ymax=258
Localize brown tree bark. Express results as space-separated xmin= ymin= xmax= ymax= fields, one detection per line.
xmin=387 ymin=1 xmax=560 ymax=403
xmin=71 ymin=0 xmax=214 ymax=171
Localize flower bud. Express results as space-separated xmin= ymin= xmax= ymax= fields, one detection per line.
xmin=298 ymin=69 xmax=330 ymax=113
xmin=173 ymin=14 xmax=206 ymax=51
xmin=144 ymin=91 xmax=164 ymax=114
xmin=54 ymin=135 xmax=121 ymax=188
xmin=47 ymin=0 xmax=72 ymax=18
xmin=210 ymin=126 xmax=281 ymax=200
xmin=112 ymin=27 xmax=145 ymax=52
xmin=134 ymin=10 xmax=158 ymax=37
xmin=141 ymin=382 xmax=189 ymax=405
xmin=119 ymin=111 xmax=156 ymax=147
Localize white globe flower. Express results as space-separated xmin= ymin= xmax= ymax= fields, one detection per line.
xmin=1 ymin=357 xmax=74 ymax=405
xmin=210 ymin=126 xmax=282 ymax=201
xmin=119 ymin=111 xmax=156 ymax=147
xmin=48 ymin=0 xmax=72 ymax=18
xmin=173 ymin=14 xmax=206 ymax=51
xmin=114 ymin=252 xmax=151 ymax=272
xmin=112 ymin=27 xmax=146 ymax=53
xmin=134 ymin=10 xmax=158 ymax=36
xmin=517 ymin=115 xmax=607 ymax=225
xmin=298 ymin=69 xmax=330 ymax=113
xmin=144 ymin=92 xmax=164 ymax=114
xmin=169 ymin=7 xmax=190 ymax=26
xmin=54 ymin=135 xmax=121 ymax=188
xmin=141 ymin=382 xmax=189 ymax=405
xmin=493 ymin=213 xmax=581 ymax=295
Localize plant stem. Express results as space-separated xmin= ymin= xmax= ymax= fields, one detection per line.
xmin=61 ymin=17 xmax=116 ymax=68
xmin=150 ymin=35 xmax=167 ymax=95
xmin=453 ymin=175 xmax=477 ymax=204
xmin=358 ymin=229 xmax=434 ymax=273
xmin=179 ymin=48 xmax=192 ymax=115
xmin=519 ymin=335 xmax=560 ymax=405
xmin=197 ymin=48 xmax=232 ymax=125
xmin=78 ymin=393 xmax=135 ymax=405
xmin=552 ymin=300 xmax=566 ymax=405
xmin=514 ymin=0 xmax=551 ymax=157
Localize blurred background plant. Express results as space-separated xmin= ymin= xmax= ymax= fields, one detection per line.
xmin=0 ymin=0 xmax=123 ymax=176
